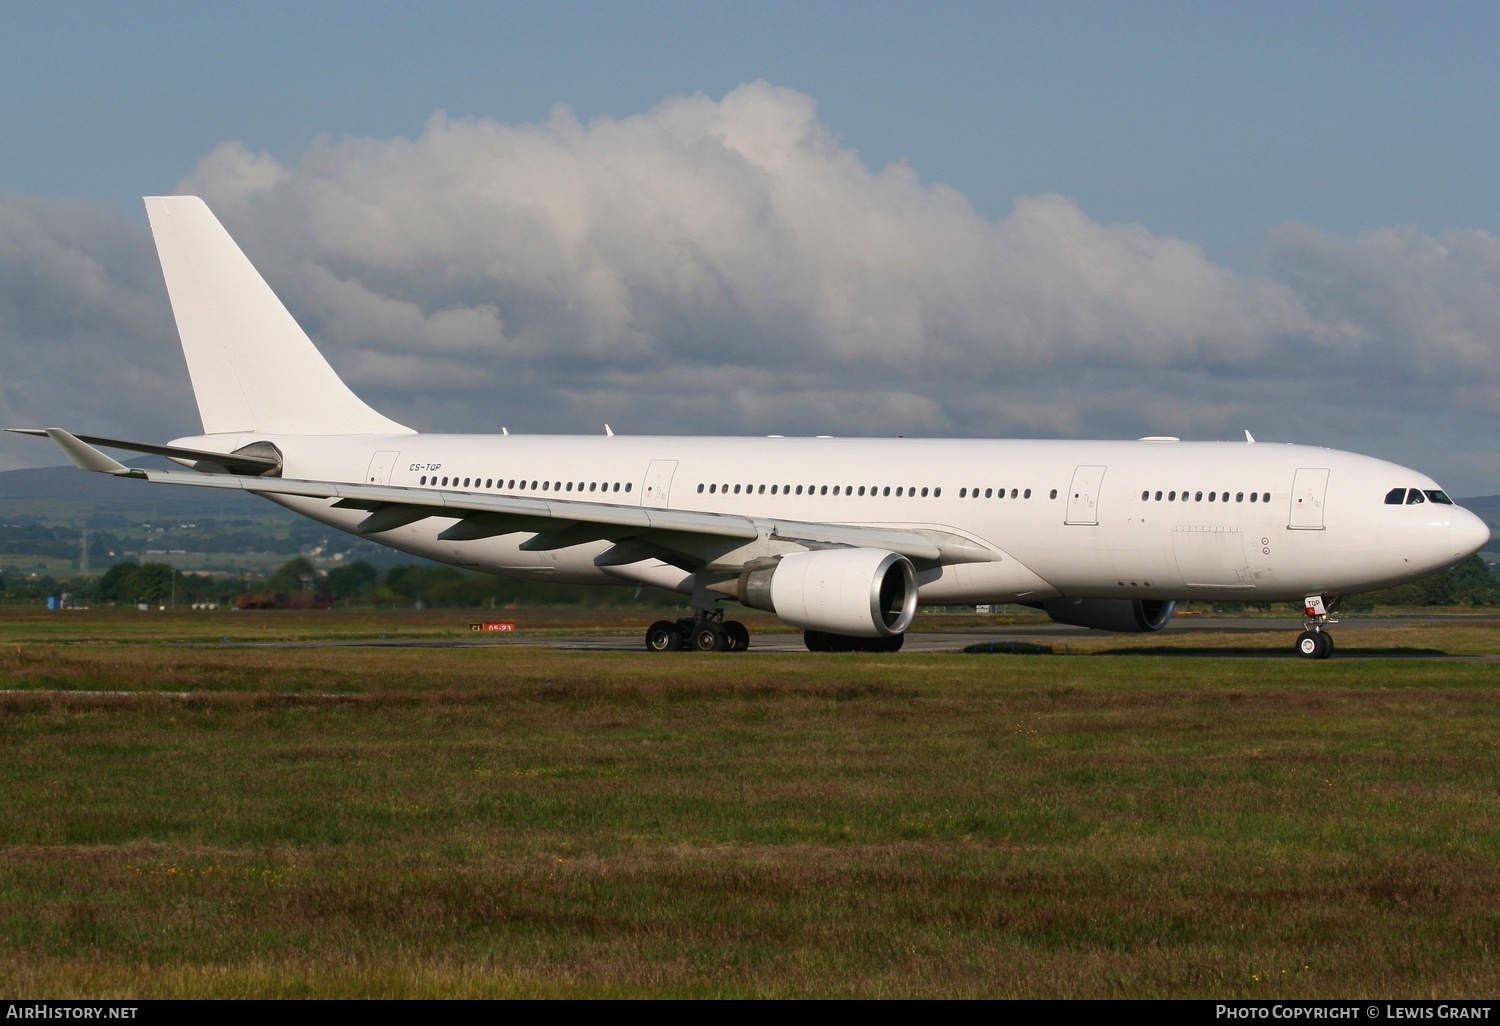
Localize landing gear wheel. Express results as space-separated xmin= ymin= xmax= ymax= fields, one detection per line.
xmin=646 ymin=620 xmax=683 ymax=652
xmin=803 ymin=630 xmax=904 ymax=653
xmin=692 ymin=625 xmax=728 ymax=652
xmin=723 ymin=620 xmax=750 ymax=652
xmin=804 ymin=630 xmax=841 ymax=652
xmin=1296 ymin=630 xmax=1332 ymax=660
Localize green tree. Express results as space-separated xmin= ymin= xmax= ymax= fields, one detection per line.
xmin=1360 ymin=555 xmax=1500 ymax=607
xmin=97 ymin=562 xmax=177 ymax=604
xmin=327 ymin=560 xmax=378 ymax=603
xmin=265 ymin=557 xmax=316 ymax=594
xmin=97 ymin=563 xmax=144 ymax=603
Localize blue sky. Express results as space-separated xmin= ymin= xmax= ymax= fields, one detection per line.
xmin=2 ymin=1 xmax=1499 ymax=492
xmin=8 ymin=1 xmax=1498 ymax=259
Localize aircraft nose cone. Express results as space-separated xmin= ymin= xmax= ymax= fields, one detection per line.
xmin=1454 ymin=508 xmax=1492 ymax=559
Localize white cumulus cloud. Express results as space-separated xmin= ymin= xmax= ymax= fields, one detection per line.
xmin=1 ymin=82 xmax=1497 ymax=493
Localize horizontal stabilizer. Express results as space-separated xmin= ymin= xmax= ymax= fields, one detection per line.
xmin=7 ymin=428 xmax=281 ymax=474
xmin=40 ymin=429 xmax=134 ymax=475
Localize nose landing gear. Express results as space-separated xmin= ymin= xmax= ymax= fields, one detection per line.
xmin=1296 ymin=595 xmax=1339 ymax=659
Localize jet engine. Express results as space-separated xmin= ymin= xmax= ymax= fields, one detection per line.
xmin=722 ymin=548 xmax=918 ymax=637
xmin=1040 ymin=597 xmax=1176 ymax=632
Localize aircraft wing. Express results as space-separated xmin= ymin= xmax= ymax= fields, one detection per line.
xmin=32 ymin=429 xmax=996 ymax=572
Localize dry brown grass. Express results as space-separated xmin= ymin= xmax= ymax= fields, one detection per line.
xmin=0 ymin=611 xmax=1497 ymax=996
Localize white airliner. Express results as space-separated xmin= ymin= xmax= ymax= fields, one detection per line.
xmin=15 ymin=197 xmax=1492 ymax=657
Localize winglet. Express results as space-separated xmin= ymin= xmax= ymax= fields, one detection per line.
xmin=1245 ymin=430 xmax=1256 ymax=444
xmin=43 ymin=429 xmax=135 ymax=475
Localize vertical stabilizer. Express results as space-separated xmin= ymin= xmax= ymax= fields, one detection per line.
xmin=144 ymin=196 xmax=411 ymax=436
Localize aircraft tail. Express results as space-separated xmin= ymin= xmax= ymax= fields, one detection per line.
xmin=144 ymin=196 xmax=411 ymax=436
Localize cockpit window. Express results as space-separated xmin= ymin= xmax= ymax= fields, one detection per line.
xmin=1406 ymin=489 xmax=1426 ymax=505
xmin=1385 ymin=488 xmax=1406 ymax=505
xmin=1424 ymin=490 xmax=1454 ymax=505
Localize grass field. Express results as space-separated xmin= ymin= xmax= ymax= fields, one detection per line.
xmin=0 ymin=609 xmax=1497 ymax=997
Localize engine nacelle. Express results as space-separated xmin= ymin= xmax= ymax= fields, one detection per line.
xmin=728 ymin=548 xmax=918 ymax=637
xmin=1041 ymin=597 xmax=1176 ymax=632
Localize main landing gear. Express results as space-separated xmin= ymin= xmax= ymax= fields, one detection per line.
xmin=645 ymin=611 xmax=750 ymax=653
xmin=803 ymin=630 xmax=904 ymax=653
xmin=1295 ymin=594 xmax=1339 ymax=660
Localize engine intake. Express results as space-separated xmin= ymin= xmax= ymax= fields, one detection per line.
xmin=725 ymin=548 xmax=918 ymax=638
xmin=1040 ymin=597 xmax=1176 ymax=632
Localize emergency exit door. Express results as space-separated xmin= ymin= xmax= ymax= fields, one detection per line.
xmin=1065 ymin=465 xmax=1107 ymax=525
xmin=1288 ymin=468 xmax=1329 ymax=530
xmin=641 ymin=460 xmax=678 ymax=508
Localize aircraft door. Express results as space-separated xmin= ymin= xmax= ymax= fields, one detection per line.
xmin=365 ymin=450 xmax=401 ymax=485
xmin=1065 ymin=465 xmax=1107 ymax=525
xmin=1289 ymin=468 xmax=1329 ymax=530
xmin=641 ymin=459 xmax=678 ymax=508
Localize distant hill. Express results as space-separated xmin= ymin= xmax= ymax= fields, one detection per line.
xmin=0 ymin=461 xmax=166 ymax=501
xmin=0 ymin=460 xmax=295 ymax=523
xmin=0 ymin=461 xmax=406 ymax=574
xmin=1460 ymin=495 xmax=1500 ymax=539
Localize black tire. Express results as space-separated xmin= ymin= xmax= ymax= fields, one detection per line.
xmin=805 ymin=630 xmax=899 ymax=653
xmin=646 ymin=620 xmax=682 ymax=652
xmin=724 ymin=620 xmax=750 ymax=652
xmin=693 ymin=625 xmax=727 ymax=652
xmin=1296 ymin=630 xmax=1323 ymax=659
xmin=1317 ymin=631 xmax=1334 ymax=659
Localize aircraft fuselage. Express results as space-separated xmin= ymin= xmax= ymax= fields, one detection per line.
xmin=171 ymin=430 xmax=1489 ymax=605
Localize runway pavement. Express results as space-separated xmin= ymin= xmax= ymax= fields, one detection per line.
xmin=228 ymin=613 xmax=1498 ymax=658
